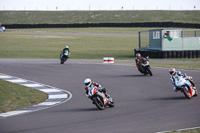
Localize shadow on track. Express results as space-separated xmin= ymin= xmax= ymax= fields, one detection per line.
xmin=65 ymin=107 xmax=100 ymax=112
xmin=151 ymin=96 xmax=188 ymax=101
xmin=108 ymin=74 xmax=152 ymax=78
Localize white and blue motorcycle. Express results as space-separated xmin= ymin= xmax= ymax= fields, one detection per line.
xmin=174 ymin=75 xmax=198 ymax=99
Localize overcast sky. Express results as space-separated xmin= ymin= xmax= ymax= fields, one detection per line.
xmin=1 ymin=0 xmax=200 ymax=11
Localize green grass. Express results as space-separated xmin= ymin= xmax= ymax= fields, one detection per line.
xmin=151 ymin=62 xmax=200 ymax=71
xmin=8 ymin=27 xmax=163 ymax=34
xmin=0 ymin=28 xmax=139 ymax=59
xmin=0 ymin=79 xmax=47 ymax=113
xmin=167 ymin=128 xmax=200 ymax=133
xmin=116 ymin=62 xmax=200 ymax=71
xmin=1 ymin=27 xmax=200 ymax=64
xmin=1 ymin=10 xmax=200 ymax=24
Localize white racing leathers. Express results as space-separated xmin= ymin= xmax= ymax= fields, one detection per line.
xmin=85 ymin=82 xmax=102 ymax=98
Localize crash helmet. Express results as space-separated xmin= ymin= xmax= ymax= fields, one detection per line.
xmin=84 ymin=78 xmax=92 ymax=87
xmin=65 ymin=46 xmax=69 ymax=49
xmin=136 ymin=53 xmax=141 ymax=58
xmin=169 ymin=67 xmax=176 ymax=75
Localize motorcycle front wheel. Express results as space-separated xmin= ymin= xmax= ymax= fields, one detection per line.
xmin=60 ymin=56 xmax=66 ymax=64
xmin=146 ymin=67 xmax=153 ymax=76
xmin=181 ymin=86 xmax=192 ymax=99
xmin=93 ymin=96 xmax=105 ymax=110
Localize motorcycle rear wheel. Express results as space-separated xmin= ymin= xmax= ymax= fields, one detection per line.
xmin=182 ymin=86 xmax=192 ymax=99
xmin=93 ymin=96 xmax=105 ymax=110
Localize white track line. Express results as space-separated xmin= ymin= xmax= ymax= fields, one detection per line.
xmin=157 ymin=126 xmax=200 ymax=133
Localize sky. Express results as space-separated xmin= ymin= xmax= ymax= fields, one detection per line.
xmin=1 ymin=0 xmax=200 ymax=11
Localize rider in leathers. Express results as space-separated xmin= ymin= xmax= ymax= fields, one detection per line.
xmin=169 ymin=67 xmax=197 ymax=95
xmin=135 ymin=53 xmax=149 ymax=73
xmin=62 ymin=45 xmax=70 ymax=55
xmin=84 ymin=78 xmax=110 ymax=100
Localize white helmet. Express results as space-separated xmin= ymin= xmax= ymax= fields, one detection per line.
xmin=65 ymin=46 xmax=69 ymax=49
xmin=84 ymin=78 xmax=92 ymax=87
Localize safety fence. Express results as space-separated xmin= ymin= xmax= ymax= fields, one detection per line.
xmin=3 ymin=22 xmax=200 ymax=29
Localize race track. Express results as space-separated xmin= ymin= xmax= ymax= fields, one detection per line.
xmin=0 ymin=59 xmax=199 ymax=133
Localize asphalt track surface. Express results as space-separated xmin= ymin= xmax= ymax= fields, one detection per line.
xmin=0 ymin=59 xmax=199 ymax=133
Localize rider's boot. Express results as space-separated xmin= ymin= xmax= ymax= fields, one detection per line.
xmin=173 ymin=87 xmax=178 ymax=92
xmin=193 ymin=87 xmax=198 ymax=96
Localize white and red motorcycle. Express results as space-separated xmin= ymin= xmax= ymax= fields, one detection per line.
xmin=174 ymin=75 xmax=198 ymax=99
xmin=88 ymin=86 xmax=114 ymax=110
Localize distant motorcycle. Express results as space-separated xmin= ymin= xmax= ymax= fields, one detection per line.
xmin=60 ymin=50 xmax=70 ymax=64
xmin=138 ymin=58 xmax=152 ymax=76
xmin=88 ymin=86 xmax=114 ymax=110
xmin=174 ymin=75 xmax=198 ymax=99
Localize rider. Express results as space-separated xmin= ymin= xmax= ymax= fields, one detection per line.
xmin=135 ymin=53 xmax=149 ymax=72
xmin=62 ymin=45 xmax=70 ymax=55
xmin=84 ymin=78 xmax=110 ymax=99
xmin=169 ymin=67 xmax=196 ymax=92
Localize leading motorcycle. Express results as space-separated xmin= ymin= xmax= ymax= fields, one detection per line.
xmin=174 ymin=75 xmax=198 ymax=99
xmin=60 ymin=50 xmax=70 ymax=64
xmin=88 ymin=86 xmax=114 ymax=110
xmin=138 ymin=58 xmax=152 ymax=76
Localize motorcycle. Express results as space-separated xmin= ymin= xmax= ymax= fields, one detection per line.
xmin=138 ymin=58 xmax=152 ymax=76
xmin=174 ymin=75 xmax=198 ymax=99
xmin=60 ymin=50 xmax=70 ymax=64
xmin=88 ymin=86 xmax=114 ymax=110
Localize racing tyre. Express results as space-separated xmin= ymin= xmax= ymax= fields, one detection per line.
xmin=182 ymin=86 xmax=192 ymax=99
xmin=93 ymin=96 xmax=105 ymax=110
xmin=146 ymin=67 xmax=153 ymax=76
xmin=60 ymin=57 xmax=65 ymax=64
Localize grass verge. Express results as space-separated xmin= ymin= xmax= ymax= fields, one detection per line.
xmin=1 ymin=11 xmax=200 ymax=24
xmin=167 ymin=128 xmax=200 ymax=133
xmin=151 ymin=62 xmax=200 ymax=71
xmin=0 ymin=79 xmax=47 ymax=113
xmin=0 ymin=28 xmax=139 ymax=59
xmin=115 ymin=61 xmax=200 ymax=71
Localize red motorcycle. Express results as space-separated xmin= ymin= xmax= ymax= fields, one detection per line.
xmin=88 ymin=86 xmax=114 ymax=110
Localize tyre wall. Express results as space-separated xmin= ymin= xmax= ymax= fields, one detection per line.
xmin=3 ymin=22 xmax=200 ymax=29
xmin=134 ymin=49 xmax=200 ymax=58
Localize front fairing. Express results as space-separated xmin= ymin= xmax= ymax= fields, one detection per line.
xmin=175 ymin=76 xmax=190 ymax=88
xmin=140 ymin=59 xmax=150 ymax=67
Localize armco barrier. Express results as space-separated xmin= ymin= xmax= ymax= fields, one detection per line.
xmin=134 ymin=49 xmax=200 ymax=59
xmin=3 ymin=22 xmax=200 ymax=29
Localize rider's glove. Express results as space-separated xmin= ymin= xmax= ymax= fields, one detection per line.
xmin=188 ymin=76 xmax=193 ymax=80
